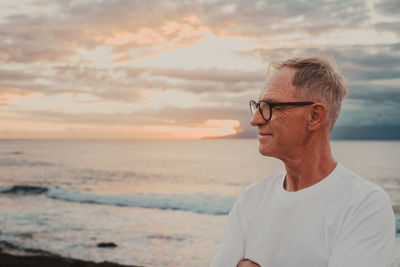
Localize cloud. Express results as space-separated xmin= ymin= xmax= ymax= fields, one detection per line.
xmin=0 ymin=85 xmax=35 ymax=104
xmin=374 ymin=22 xmax=400 ymax=37
xmin=348 ymin=80 xmax=400 ymax=103
xmin=151 ymin=67 xmax=265 ymax=83
xmin=337 ymin=98 xmax=400 ymax=126
xmin=66 ymin=0 xmax=370 ymax=39
xmin=0 ymin=65 xmax=152 ymax=103
xmin=0 ymin=64 xmax=265 ymax=106
xmin=0 ymin=14 xmax=85 ymax=63
xmin=149 ymin=67 xmax=265 ymax=94
xmin=0 ymin=0 xmax=382 ymax=64
xmin=6 ymin=102 xmax=249 ymax=128
xmin=0 ymin=68 xmax=41 ymax=104
xmin=51 ymin=66 xmax=149 ymax=102
xmin=375 ymin=0 xmax=400 ymax=15
xmin=0 ymin=68 xmax=38 ymax=81
xmin=0 ymin=0 xmax=209 ymax=63
xmin=6 ymin=109 xmax=169 ymax=127
xmin=237 ymin=43 xmax=400 ymax=82
xmin=0 ymin=104 xmax=249 ymax=140
xmin=198 ymin=0 xmax=370 ymax=37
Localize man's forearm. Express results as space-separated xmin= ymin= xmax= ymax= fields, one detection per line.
xmin=237 ymin=259 xmax=261 ymax=267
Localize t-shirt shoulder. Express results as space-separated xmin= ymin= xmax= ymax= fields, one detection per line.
xmin=335 ymin=164 xmax=392 ymax=209
xmin=238 ymin=171 xmax=284 ymax=200
xmin=338 ymin=164 xmax=388 ymax=193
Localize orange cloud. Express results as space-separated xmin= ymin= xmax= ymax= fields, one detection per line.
xmin=205 ymin=119 xmax=240 ymax=127
xmin=0 ymin=86 xmax=37 ymax=104
xmin=0 ymin=118 xmax=240 ymax=140
xmin=108 ymin=16 xmax=209 ymax=61
xmin=143 ymin=119 xmax=240 ymax=139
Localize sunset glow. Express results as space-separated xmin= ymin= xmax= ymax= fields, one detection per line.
xmin=1 ymin=0 xmax=399 ymax=140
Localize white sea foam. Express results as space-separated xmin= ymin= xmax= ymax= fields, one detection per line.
xmin=46 ymin=187 xmax=234 ymax=215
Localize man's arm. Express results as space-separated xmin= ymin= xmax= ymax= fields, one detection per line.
xmin=210 ymin=199 xmax=246 ymax=267
xmin=328 ymin=190 xmax=395 ymax=267
xmin=237 ymin=259 xmax=261 ymax=267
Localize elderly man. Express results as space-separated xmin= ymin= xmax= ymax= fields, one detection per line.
xmin=210 ymin=57 xmax=395 ymax=267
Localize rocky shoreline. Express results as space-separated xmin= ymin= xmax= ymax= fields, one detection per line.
xmin=0 ymin=251 xmax=143 ymax=267
xmin=0 ymin=240 xmax=143 ymax=267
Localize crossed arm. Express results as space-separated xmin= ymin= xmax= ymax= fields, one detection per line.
xmin=237 ymin=259 xmax=260 ymax=267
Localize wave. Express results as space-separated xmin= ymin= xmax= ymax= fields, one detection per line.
xmin=0 ymin=159 xmax=55 ymax=167
xmin=2 ymin=185 xmax=400 ymax=231
xmin=397 ymin=217 xmax=400 ymax=234
xmin=0 ymin=185 xmax=235 ymax=215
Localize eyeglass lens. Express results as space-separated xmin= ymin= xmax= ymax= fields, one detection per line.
xmin=250 ymin=101 xmax=258 ymax=115
xmin=250 ymin=101 xmax=270 ymax=121
xmin=259 ymin=101 xmax=270 ymax=120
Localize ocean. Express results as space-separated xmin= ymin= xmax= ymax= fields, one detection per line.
xmin=0 ymin=139 xmax=399 ymax=266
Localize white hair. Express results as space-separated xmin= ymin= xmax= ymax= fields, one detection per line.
xmin=272 ymin=56 xmax=348 ymax=130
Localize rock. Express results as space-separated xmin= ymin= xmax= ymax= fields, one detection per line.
xmin=97 ymin=242 xmax=117 ymax=248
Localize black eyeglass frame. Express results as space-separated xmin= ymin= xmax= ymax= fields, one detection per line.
xmin=249 ymin=100 xmax=315 ymax=121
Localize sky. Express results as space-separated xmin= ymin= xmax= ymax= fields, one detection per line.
xmin=0 ymin=0 xmax=399 ymax=140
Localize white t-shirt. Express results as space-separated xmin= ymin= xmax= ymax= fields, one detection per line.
xmin=211 ymin=163 xmax=395 ymax=267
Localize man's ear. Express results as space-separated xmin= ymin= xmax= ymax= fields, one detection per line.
xmin=307 ymin=103 xmax=327 ymax=131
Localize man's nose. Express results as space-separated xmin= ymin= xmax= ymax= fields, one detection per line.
xmin=250 ymin=109 xmax=267 ymax=126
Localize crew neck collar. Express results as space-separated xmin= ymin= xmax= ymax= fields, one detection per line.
xmin=277 ymin=162 xmax=342 ymax=199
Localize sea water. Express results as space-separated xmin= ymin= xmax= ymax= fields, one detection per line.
xmin=0 ymin=139 xmax=399 ymax=266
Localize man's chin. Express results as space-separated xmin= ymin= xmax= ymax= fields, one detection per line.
xmin=258 ymin=146 xmax=274 ymax=157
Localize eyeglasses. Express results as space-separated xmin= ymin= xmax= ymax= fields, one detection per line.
xmin=249 ymin=100 xmax=315 ymax=122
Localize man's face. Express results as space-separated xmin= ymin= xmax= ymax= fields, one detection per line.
xmin=251 ymin=67 xmax=310 ymax=159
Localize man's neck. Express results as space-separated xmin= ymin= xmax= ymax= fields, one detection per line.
xmin=282 ymin=140 xmax=337 ymax=192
